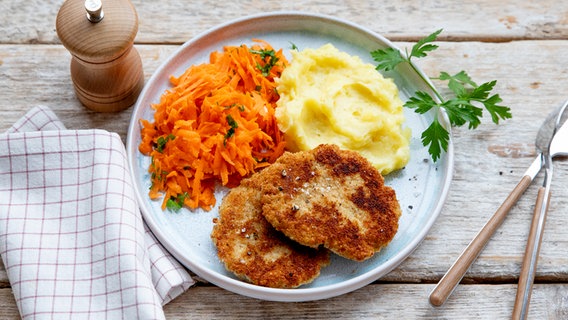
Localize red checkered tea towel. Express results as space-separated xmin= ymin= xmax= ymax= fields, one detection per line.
xmin=0 ymin=106 xmax=195 ymax=319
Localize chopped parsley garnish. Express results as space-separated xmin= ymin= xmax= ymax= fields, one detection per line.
xmin=225 ymin=103 xmax=245 ymax=112
xmin=155 ymin=134 xmax=175 ymax=153
xmin=166 ymin=192 xmax=188 ymax=212
xmin=224 ymin=114 xmax=238 ymax=145
xmin=250 ymin=49 xmax=280 ymax=77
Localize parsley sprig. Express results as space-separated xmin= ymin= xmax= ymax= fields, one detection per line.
xmin=371 ymin=29 xmax=512 ymax=161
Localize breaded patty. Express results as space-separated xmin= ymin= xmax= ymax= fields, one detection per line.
xmin=260 ymin=144 xmax=401 ymax=261
xmin=211 ymin=173 xmax=330 ymax=288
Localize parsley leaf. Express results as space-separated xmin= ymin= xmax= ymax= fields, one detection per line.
xmin=421 ymin=119 xmax=450 ymax=162
xmin=442 ymin=99 xmax=483 ymax=129
xmin=483 ymin=94 xmax=511 ymax=124
xmin=404 ymin=91 xmax=439 ymax=114
xmin=410 ymin=29 xmax=442 ymax=59
xmin=370 ymin=48 xmax=405 ymax=71
xmin=371 ymin=29 xmax=512 ymax=162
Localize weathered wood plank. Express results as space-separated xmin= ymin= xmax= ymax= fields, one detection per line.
xmin=2 ymin=0 xmax=568 ymax=45
xmin=162 ymin=283 xmax=568 ymax=319
xmin=0 ymin=284 xmax=565 ymax=320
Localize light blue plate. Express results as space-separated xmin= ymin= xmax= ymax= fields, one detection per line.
xmin=126 ymin=12 xmax=453 ymax=302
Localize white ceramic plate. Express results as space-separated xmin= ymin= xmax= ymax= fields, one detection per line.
xmin=126 ymin=12 xmax=453 ymax=302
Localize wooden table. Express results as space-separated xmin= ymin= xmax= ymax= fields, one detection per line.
xmin=2 ymin=0 xmax=568 ymax=318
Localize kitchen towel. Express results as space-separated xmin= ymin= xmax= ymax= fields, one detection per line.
xmin=0 ymin=106 xmax=195 ymax=319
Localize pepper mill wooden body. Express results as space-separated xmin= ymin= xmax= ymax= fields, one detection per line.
xmin=56 ymin=0 xmax=144 ymax=112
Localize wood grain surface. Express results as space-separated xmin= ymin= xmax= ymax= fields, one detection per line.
xmin=1 ymin=0 xmax=568 ymax=318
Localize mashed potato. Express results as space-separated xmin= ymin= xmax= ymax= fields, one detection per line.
xmin=275 ymin=44 xmax=410 ymax=175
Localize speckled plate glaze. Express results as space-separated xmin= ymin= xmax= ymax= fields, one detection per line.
xmin=126 ymin=12 xmax=454 ymax=302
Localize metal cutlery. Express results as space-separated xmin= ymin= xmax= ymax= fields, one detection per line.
xmin=429 ymin=99 xmax=568 ymax=307
xmin=512 ymin=101 xmax=568 ymax=319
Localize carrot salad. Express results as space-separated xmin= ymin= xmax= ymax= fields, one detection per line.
xmin=139 ymin=40 xmax=288 ymax=211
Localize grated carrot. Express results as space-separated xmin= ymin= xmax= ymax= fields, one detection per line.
xmin=139 ymin=40 xmax=287 ymax=211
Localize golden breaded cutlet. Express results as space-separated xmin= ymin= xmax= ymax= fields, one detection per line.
xmin=260 ymin=144 xmax=401 ymax=261
xmin=211 ymin=173 xmax=330 ymax=289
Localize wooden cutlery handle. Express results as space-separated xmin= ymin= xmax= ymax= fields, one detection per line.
xmin=429 ymin=175 xmax=532 ymax=307
xmin=512 ymin=186 xmax=550 ymax=320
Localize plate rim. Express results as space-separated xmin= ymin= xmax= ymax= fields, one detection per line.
xmin=126 ymin=10 xmax=454 ymax=302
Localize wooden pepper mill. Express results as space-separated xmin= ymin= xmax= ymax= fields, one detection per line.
xmin=56 ymin=0 xmax=144 ymax=112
